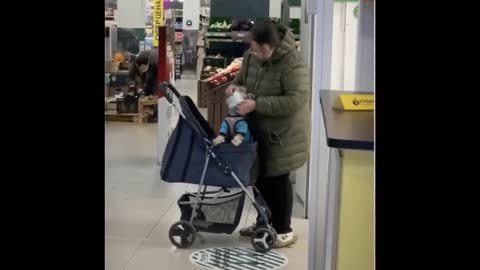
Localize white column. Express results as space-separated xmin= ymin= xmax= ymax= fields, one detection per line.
xmin=300 ymin=0 xmax=313 ymax=68
xmin=306 ymin=1 xmax=334 ymax=270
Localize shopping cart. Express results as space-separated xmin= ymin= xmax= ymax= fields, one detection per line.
xmin=159 ymin=82 xmax=276 ymax=252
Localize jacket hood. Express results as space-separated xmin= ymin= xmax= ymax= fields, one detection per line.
xmin=271 ymin=24 xmax=297 ymax=62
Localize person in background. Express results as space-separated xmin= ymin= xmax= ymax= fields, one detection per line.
xmin=128 ymin=49 xmax=158 ymax=96
xmin=226 ymin=22 xmax=311 ymax=248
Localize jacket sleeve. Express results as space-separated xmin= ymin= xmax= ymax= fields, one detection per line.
xmin=128 ymin=64 xmax=137 ymax=85
xmin=231 ymin=50 xmax=250 ymax=86
xmin=255 ymin=62 xmax=310 ymax=117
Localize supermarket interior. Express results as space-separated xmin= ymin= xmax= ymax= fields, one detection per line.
xmin=105 ymin=0 xmax=374 ymax=270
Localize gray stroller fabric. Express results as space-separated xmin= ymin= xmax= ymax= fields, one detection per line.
xmin=161 ymin=96 xmax=257 ymax=187
xmin=179 ymin=191 xmax=244 ymax=224
xmin=178 ymin=189 xmax=246 ymax=234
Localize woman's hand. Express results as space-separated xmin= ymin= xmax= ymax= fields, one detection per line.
xmin=236 ymin=100 xmax=256 ymax=116
xmin=225 ymin=84 xmax=239 ymax=97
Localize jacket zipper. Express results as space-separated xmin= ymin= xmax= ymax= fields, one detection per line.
xmin=254 ymin=64 xmax=267 ymax=93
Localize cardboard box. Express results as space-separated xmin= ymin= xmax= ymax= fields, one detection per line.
xmin=107 ymin=86 xmax=129 ymax=97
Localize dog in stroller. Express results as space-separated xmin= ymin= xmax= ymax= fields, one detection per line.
xmin=159 ymin=82 xmax=276 ymax=253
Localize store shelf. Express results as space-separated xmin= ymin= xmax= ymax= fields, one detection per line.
xmin=206 ymin=32 xmax=231 ymax=37
xmin=206 ymin=31 xmax=249 ymax=38
xmin=207 ymin=38 xmax=245 ymax=43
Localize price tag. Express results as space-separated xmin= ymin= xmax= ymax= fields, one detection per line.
xmin=334 ymin=94 xmax=374 ymax=111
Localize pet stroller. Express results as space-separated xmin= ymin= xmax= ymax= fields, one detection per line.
xmin=159 ymin=82 xmax=276 ymax=253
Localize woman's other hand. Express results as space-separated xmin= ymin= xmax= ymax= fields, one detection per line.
xmin=236 ymin=100 xmax=256 ymax=116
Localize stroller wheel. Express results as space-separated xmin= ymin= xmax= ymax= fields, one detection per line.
xmin=169 ymin=221 xmax=197 ymax=249
xmin=251 ymin=228 xmax=275 ymax=253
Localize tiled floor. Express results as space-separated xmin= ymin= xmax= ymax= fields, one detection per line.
xmin=105 ymin=70 xmax=309 ymax=270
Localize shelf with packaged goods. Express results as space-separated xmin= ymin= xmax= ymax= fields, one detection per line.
xmin=207 ymin=39 xmax=245 ymax=43
xmin=206 ymin=31 xmax=249 ymax=38
xmin=206 ymin=31 xmax=249 ymax=44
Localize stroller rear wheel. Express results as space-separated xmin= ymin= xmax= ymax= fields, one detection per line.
xmin=251 ymin=227 xmax=276 ymax=253
xmin=169 ymin=221 xmax=197 ymax=248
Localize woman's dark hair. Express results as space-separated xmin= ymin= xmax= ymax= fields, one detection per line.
xmin=135 ymin=54 xmax=150 ymax=66
xmin=250 ymin=21 xmax=280 ymax=46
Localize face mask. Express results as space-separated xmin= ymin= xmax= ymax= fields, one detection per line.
xmin=138 ymin=64 xmax=149 ymax=73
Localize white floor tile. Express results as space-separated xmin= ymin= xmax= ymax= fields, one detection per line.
xmin=105 ymin=238 xmax=143 ymax=270
xmin=105 ymin=197 xmax=174 ymax=239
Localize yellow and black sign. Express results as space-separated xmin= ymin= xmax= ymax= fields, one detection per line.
xmin=153 ymin=0 xmax=164 ymax=47
xmin=334 ymin=94 xmax=374 ymax=111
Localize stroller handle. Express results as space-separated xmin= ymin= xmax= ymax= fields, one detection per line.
xmin=160 ymin=81 xmax=181 ymax=104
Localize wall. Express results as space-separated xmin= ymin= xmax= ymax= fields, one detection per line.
xmin=183 ymin=0 xmax=200 ymax=30
xmin=270 ymin=0 xmax=282 ymax=18
xmin=355 ymin=0 xmax=374 ymax=91
xmin=336 ymin=150 xmax=374 ymax=270
xmin=330 ymin=0 xmax=359 ymax=91
xmin=290 ymin=6 xmax=301 ymax=19
xmin=116 ymin=0 xmax=147 ymax=28
xmin=210 ymin=0 xmax=269 ymax=18
xmin=269 ymin=0 xmax=301 ymax=19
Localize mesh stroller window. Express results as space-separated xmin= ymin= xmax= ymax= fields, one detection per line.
xmin=199 ymin=198 xmax=240 ymax=224
xmin=178 ymin=190 xmax=245 ymax=233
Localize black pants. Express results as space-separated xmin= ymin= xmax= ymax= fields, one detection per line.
xmin=255 ymin=173 xmax=293 ymax=234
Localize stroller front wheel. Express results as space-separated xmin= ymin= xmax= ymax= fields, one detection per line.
xmin=169 ymin=221 xmax=197 ymax=249
xmin=251 ymin=228 xmax=276 ymax=253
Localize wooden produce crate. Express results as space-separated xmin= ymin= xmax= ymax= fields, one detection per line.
xmin=105 ymin=96 xmax=157 ymax=124
xmin=206 ymin=82 xmax=231 ymax=133
xmin=197 ymin=80 xmax=209 ymax=108
xmin=105 ymin=112 xmax=147 ymax=123
xmin=139 ymin=96 xmax=158 ymax=120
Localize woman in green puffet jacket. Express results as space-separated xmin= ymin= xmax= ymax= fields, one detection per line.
xmin=227 ymin=22 xmax=311 ymax=248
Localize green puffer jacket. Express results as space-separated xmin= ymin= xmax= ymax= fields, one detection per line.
xmin=232 ymin=25 xmax=311 ymax=177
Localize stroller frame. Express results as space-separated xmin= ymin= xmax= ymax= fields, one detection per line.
xmin=160 ymin=82 xmax=277 ymax=253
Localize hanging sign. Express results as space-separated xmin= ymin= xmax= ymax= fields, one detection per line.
xmin=153 ymin=0 xmax=164 ymax=47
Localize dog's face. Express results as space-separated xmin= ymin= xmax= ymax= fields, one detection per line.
xmin=227 ymin=86 xmax=247 ymax=109
xmin=226 ymin=85 xmax=248 ymax=115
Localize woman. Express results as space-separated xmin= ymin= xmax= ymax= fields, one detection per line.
xmin=226 ymin=22 xmax=311 ymax=248
xmin=128 ymin=49 xmax=158 ymax=96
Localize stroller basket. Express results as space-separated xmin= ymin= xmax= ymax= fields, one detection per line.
xmin=178 ymin=189 xmax=245 ymax=234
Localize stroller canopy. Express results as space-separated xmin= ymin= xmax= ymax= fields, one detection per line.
xmin=161 ymin=96 xmax=257 ymax=187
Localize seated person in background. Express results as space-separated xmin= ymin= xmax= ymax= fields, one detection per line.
xmin=213 ymin=86 xmax=254 ymax=146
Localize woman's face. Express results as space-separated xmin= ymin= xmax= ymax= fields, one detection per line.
xmin=137 ymin=63 xmax=149 ymax=73
xmin=250 ymin=41 xmax=274 ymax=61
